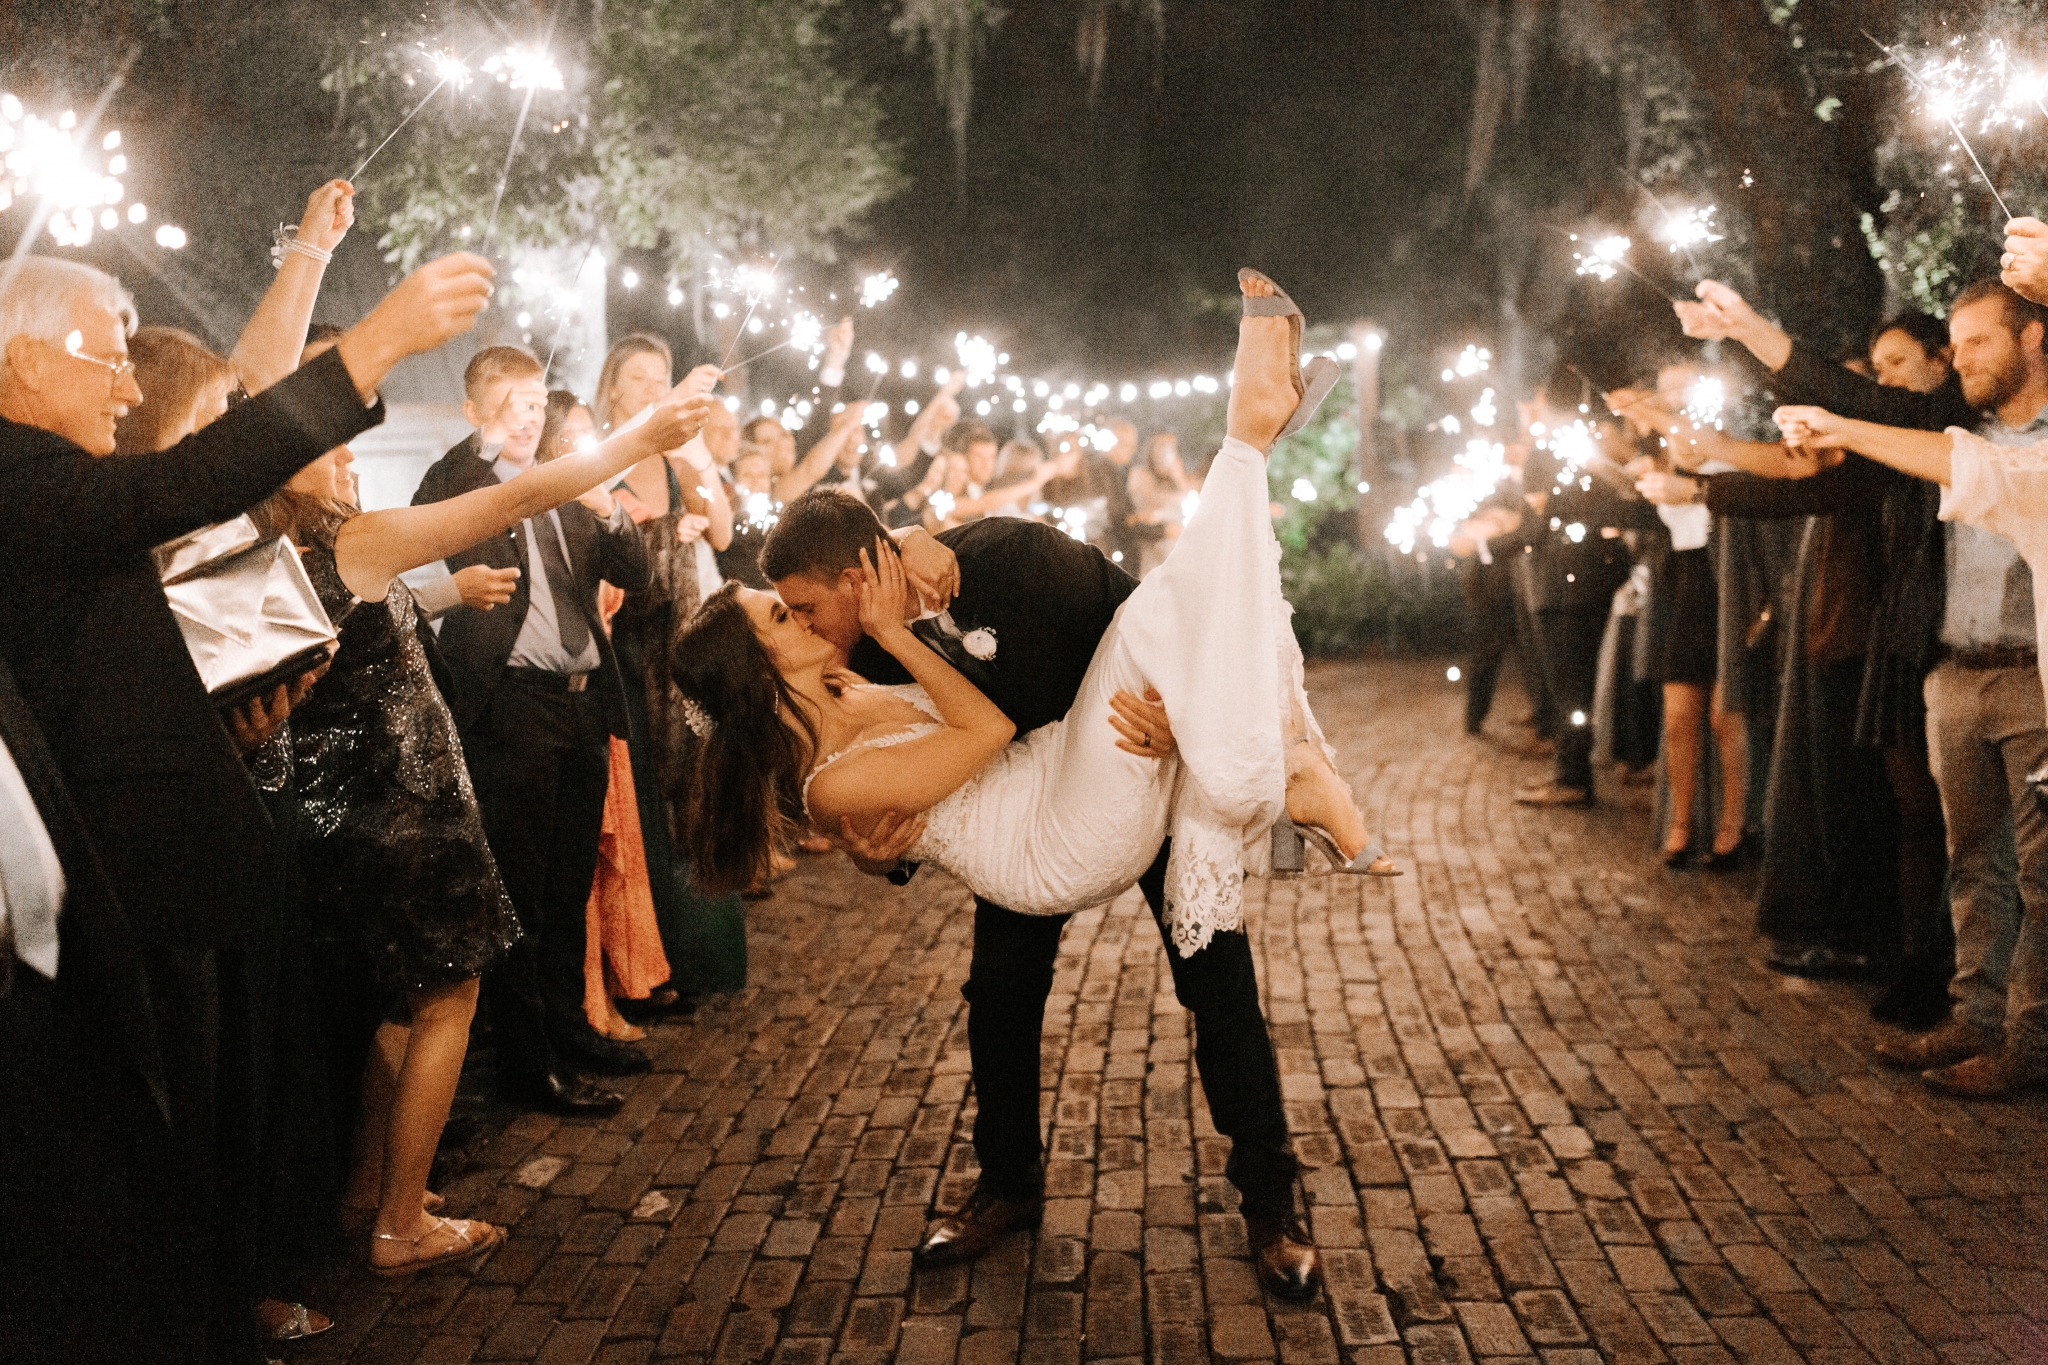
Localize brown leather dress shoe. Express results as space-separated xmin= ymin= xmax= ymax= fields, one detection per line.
xmin=1243 ymin=1210 xmax=1320 ymax=1301
xmin=912 ymin=1183 xmax=1043 ymax=1267
xmin=1873 ymin=1016 xmax=1997 ymax=1071
xmin=1923 ymin=1044 xmax=2048 ymax=1101
xmin=1513 ymin=781 xmax=1591 ymax=807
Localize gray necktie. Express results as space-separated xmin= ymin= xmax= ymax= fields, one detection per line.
xmin=0 ymin=771 xmax=60 ymax=978
xmin=528 ymin=515 xmax=592 ymax=657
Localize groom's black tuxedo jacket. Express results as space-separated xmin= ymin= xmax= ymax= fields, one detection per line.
xmin=848 ymin=517 xmax=1137 ymax=736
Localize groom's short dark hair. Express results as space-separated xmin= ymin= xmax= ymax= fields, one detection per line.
xmin=761 ymin=488 xmax=898 ymax=583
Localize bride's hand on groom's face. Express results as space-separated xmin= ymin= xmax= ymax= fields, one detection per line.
xmin=1109 ymin=688 xmax=1176 ymax=760
xmin=857 ymin=539 xmax=912 ymax=639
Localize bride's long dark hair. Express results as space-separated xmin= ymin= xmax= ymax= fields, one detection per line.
xmin=671 ymin=582 xmax=818 ymax=895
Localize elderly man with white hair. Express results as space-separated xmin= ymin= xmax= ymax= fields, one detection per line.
xmin=0 ymin=249 xmax=493 ymax=1365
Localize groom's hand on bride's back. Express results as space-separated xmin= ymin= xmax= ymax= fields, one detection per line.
xmin=1109 ymin=688 xmax=1176 ymax=759
xmin=831 ymin=811 xmax=927 ymax=876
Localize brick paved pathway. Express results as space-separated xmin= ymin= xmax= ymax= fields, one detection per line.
xmin=299 ymin=657 xmax=2048 ymax=1365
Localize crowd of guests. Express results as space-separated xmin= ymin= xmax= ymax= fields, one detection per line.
xmin=1448 ymin=209 xmax=2048 ymax=1110
xmin=0 ymin=172 xmax=1219 ymax=1363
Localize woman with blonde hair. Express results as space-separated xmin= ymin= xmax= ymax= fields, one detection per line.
xmin=593 ymin=335 xmax=751 ymax=995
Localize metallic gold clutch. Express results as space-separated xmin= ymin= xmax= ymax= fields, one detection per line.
xmin=156 ymin=515 xmax=339 ymax=707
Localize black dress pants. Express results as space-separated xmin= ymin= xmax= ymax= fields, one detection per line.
xmin=1538 ymin=607 xmax=1609 ymax=793
xmin=1464 ymin=592 xmax=1517 ymax=734
xmin=465 ymin=673 xmax=612 ymax=1082
xmin=963 ymin=843 xmax=1300 ymax=1216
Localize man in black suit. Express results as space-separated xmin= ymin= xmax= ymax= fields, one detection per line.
xmin=0 ymin=251 xmax=494 ymax=1363
xmin=0 ymin=655 xmax=182 ymax=1363
xmin=762 ymin=491 xmax=1319 ymax=1300
xmin=412 ymin=345 xmax=653 ymax=1114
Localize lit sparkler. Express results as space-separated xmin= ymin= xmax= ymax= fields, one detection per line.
xmin=859 ymin=270 xmax=898 ymax=308
xmin=0 ymin=91 xmax=177 ymax=250
xmin=1682 ymin=375 xmax=1726 ymax=431
xmin=1656 ymin=205 xmax=1723 ymax=254
xmin=1571 ymin=234 xmax=1632 ymax=282
xmin=1384 ymin=438 xmax=1509 ymax=555
xmin=955 ymin=333 xmax=998 ymax=387
xmin=483 ymin=44 xmax=565 ymax=92
xmin=1866 ymin=31 xmax=2013 ymax=220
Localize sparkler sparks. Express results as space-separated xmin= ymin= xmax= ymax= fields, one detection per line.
xmin=483 ymin=44 xmax=565 ymax=92
xmin=1384 ymin=439 xmax=1509 ymax=555
xmin=1682 ymin=376 xmax=1726 ymax=430
xmin=1571 ymin=234 xmax=1633 ymax=282
xmin=430 ymin=49 xmax=475 ymax=91
xmin=955 ymin=333 xmax=998 ymax=387
xmin=1656 ymin=205 xmax=1723 ymax=254
xmin=0 ymin=93 xmax=176 ymax=249
xmin=859 ymin=271 xmax=898 ymax=308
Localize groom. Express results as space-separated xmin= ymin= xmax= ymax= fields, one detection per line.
xmin=760 ymin=496 xmax=1320 ymax=1299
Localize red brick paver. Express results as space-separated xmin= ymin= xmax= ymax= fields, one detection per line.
xmin=299 ymin=658 xmax=2048 ymax=1364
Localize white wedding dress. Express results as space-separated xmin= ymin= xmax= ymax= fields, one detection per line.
xmin=804 ymin=435 xmax=1337 ymax=956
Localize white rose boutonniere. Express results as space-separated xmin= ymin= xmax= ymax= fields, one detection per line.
xmin=961 ymin=627 xmax=999 ymax=661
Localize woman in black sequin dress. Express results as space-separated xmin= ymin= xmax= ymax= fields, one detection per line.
xmin=254 ymin=369 xmax=709 ymax=1276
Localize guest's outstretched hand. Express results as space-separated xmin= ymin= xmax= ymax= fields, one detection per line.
xmin=2004 ymin=218 xmax=2048 ymax=306
xmin=452 ymin=564 xmax=519 ymax=611
xmin=297 ymin=179 xmax=356 ymax=254
xmin=1635 ymin=471 xmax=1702 ymax=507
xmin=337 ymin=253 xmax=495 ymax=397
xmin=633 ymin=394 xmax=716 ymax=457
xmin=1773 ymin=404 xmax=1849 ymax=450
xmin=676 ymin=364 xmax=724 ymax=400
xmin=1674 ymin=280 xmax=1757 ymax=341
xmin=822 ymin=316 xmax=855 ymax=378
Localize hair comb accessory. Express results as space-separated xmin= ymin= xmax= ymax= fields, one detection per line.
xmin=680 ymin=696 xmax=713 ymax=738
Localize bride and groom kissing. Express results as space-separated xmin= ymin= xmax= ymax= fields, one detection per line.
xmin=670 ymin=271 xmax=1401 ymax=1299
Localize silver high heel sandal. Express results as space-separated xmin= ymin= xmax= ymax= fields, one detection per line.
xmin=1238 ymin=268 xmax=1341 ymax=440
xmin=1271 ymin=814 xmax=1402 ymax=877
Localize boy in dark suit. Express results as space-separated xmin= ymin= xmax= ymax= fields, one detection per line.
xmin=411 ymin=346 xmax=652 ymax=1114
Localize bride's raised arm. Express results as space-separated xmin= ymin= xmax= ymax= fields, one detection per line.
xmin=804 ymin=539 xmax=1015 ymax=823
xmin=332 ymin=395 xmax=714 ymax=603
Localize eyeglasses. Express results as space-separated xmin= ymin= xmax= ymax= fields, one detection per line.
xmin=47 ymin=335 xmax=136 ymax=385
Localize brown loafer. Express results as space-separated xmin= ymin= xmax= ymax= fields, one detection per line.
xmin=1874 ymin=1016 xmax=1997 ymax=1071
xmin=1243 ymin=1209 xmax=1320 ymax=1301
xmin=1923 ymin=1044 xmax=2048 ymax=1101
xmin=912 ymin=1183 xmax=1042 ymax=1268
xmin=1513 ymin=782 xmax=1591 ymax=807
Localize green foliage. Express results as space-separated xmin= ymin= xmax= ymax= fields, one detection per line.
xmin=320 ymin=0 xmax=902 ymax=279
xmin=1280 ymin=543 xmax=1464 ymax=658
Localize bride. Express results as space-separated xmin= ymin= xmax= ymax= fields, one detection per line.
xmin=673 ymin=270 xmax=1393 ymax=950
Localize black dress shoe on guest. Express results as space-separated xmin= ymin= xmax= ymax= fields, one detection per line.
xmin=912 ymin=1183 xmax=1043 ymax=1267
xmin=561 ymin=1030 xmax=652 ymax=1076
xmin=1763 ymin=942 xmax=1876 ymax=981
xmin=511 ymin=1071 xmax=625 ymax=1116
xmin=1243 ymin=1209 xmax=1321 ymax=1301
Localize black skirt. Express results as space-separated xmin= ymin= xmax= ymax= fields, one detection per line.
xmin=1656 ymin=547 xmax=1719 ymax=686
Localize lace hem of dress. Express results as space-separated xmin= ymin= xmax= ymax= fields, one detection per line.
xmin=1160 ymin=530 xmax=1314 ymax=958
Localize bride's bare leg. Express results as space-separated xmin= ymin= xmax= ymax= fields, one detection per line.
xmin=1227 ymin=275 xmax=1304 ymax=452
xmin=1285 ymin=742 xmax=1396 ymax=873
